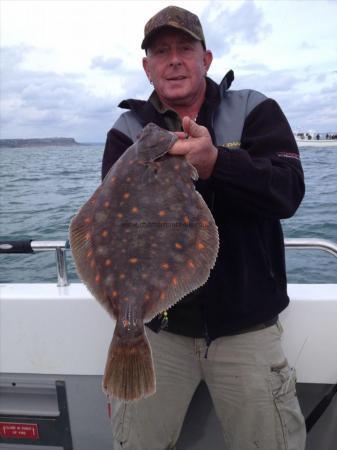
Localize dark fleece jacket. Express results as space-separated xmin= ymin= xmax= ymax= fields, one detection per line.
xmin=101 ymin=75 xmax=305 ymax=340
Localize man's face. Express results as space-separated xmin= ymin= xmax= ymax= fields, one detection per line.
xmin=143 ymin=29 xmax=213 ymax=109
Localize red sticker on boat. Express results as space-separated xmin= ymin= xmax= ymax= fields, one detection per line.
xmin=0 ymin=422 xmax=39 ymax=439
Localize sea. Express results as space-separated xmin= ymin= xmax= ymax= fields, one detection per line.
xmin=0 ymin=143 xmax=336 ymax=284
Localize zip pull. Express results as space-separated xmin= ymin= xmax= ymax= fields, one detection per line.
xmin=202 ymin=305 xmax=212 ymax=358
xmin=204 ymin=326 xmax=212 ymax=359
xmin=159 ymin=310 xmax=168 ymax=330
xmin=204 ymin=342 xmax=210 ymax=359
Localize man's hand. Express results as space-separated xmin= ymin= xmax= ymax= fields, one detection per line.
xmin=169 ymin=116 xmax=218 ymax=180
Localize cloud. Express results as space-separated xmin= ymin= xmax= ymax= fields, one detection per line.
xmin=1 ymin=0 xmax=336 ymax=143
xmin=91 ymin=55 xmax=123 ymax=71
xmin=0 ymin=45 xmax=150 ymax=142
xmin=300 ymin=41 xmax=315 ymax=50
xmin=277 ymin=79 xmax=337 ymax=132
xmin=233 ymin=69 xmax=300 ymax=94
xmin=213 ymin=64 xmax=337 ymax=133
xmin=201 ymin=0 xmax=272 ymax=57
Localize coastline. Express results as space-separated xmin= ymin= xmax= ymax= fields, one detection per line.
xmin=0 ymin=137 xmax=80 ymax=148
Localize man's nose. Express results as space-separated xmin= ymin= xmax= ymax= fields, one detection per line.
xmin=168 ymin=49 xmax=182 ymax=66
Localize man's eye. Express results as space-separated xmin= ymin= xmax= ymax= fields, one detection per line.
xmin=155 ymin=48 xmax=167 ymax=55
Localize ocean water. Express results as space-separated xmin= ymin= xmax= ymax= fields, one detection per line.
xmin=0 ymin=144 xmax=336 ymax=284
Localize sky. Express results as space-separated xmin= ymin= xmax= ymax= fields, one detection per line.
xmin=1 ymin=0 xmax=337 ymax=142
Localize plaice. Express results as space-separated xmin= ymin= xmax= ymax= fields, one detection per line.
xmin=69 ymin=122 xmax=219 ymax=401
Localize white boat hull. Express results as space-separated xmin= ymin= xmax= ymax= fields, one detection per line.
xmin=1 ymin=282 xmax=337 ymax=450
xmin=1 ymin=282 xmax=337 ymax=382
xmin=296 ymin=139 xmax=337 ymax=147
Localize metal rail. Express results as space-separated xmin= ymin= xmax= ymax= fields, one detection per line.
xmin=284 ymin=238 xmax=337 ymax=258
xmin=1 ymin=238 xmax=336 ymax=288
xmin=0 ymin=240 xmax=70 ymax=287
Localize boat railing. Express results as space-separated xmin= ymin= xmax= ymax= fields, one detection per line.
xmin=1 ymin=238 xmax=337 ymax=288
xmin=0 ymin=240 xmax=70 ymax=287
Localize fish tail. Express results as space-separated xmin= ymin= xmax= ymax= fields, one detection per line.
xmin=102 ymin=327 xmax=155 ymax=401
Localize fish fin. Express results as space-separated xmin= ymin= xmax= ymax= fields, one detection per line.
xmin=102 ymin=326 xmax=155 ymax=402
xmin=69 ymin=216 xmax=93 ymax=280
xmin=69 ymin=212 xmax=114 ymax=314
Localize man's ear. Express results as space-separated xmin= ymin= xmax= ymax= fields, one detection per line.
xmin=203 ymin=50 xmax=213 ymax=73
xmin=142 ymin=57 xmax=151 ymax=81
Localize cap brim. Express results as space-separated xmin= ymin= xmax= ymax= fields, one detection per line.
xmin=141 ymin=25 xmax=203 ymax=50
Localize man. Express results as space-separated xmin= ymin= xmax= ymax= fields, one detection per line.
xmin=102 ymin=5 xmax=306 ymax=450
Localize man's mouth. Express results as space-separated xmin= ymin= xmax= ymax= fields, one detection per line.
xmin=166 ymin=76 xmax=187 ymax=81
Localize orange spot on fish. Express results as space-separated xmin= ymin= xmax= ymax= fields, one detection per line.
xmin=112 ymin=290 xmax=118 ymax=298
xmin=101 ymin=230 xmax=108 ymax=237
xmin=160 ymin=292 xmax=166 ymax=301
xmin=86 ymin=250 xmax=93 ymax=258
xmin=119 ymin=273 xmax=125 ymax=280
xmin=144 ymin=293 xmax=150 ymax=301
xmin=141 ymin=273 xmax=148 ymax=279
xmin=131 ymin=207 xmax=139 ymax=213
xmin=117 ymin=213 xmax=123 ymax=219
xmin=110 ymin=176 xmax=116 ymax=184
xmin=90 ymin=260 xmax=95 ymax=268
xmin=161 ymin=263 xmax=169 ymax=270
xmin=105 ymin=259 xmax=112 ymax=267
xmin=122 ymin=297 xmax=129 ymax=302
xmin=172 ymin=276 xmax=178 ymax=286
xmin=95 ymin=274 xmax=101 ymax=283
xmin=158 ymin=210 xmax=166 ymax=217
xmin=129 ymin=257 xmax=138 ymax=264
xmin=188 ymin=260 xmax=196 ymax=269
xmin=123 ymin=192 xmax=130 ymax=199
xmin=183 ymin=216 xmax=190 ymax=225
xmin=85 ymin=232 xmax=91 ymax=240
xmin=104 ymin=201 xmax=110 ymax=208
xmin=174 ymin=163 xmax=180 ymax=170
xmin=196 ymin=242 xmax=205 ymax=250
xmin=84 ymin=217 xmax=92 ymax=224
xmin=122 ymin=319 xmax=129 ymax=327
xmin=175 ymin=242 xmax=183 ymax=249
xmin=200 ymin=220 xmax=209 ymax=227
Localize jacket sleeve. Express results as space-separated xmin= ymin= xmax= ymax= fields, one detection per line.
xmin=101 ymin=128 xmax=133 ymax=181
xmin=209 ymin=98 xmax=305 ymax=219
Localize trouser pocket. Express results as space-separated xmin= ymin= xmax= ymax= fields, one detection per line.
xmin=269 ymin=361 xmax=306 ymax=450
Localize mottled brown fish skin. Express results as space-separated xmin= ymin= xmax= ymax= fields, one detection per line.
xmin=69 ymin=122 xmax=219 ymax=401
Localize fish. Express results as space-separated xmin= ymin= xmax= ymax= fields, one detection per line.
xmin=69 ymin=122 xmax=219 ymax=401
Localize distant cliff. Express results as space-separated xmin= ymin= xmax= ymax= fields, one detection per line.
xmin=0 ymin=137 xmax=79 ymax=148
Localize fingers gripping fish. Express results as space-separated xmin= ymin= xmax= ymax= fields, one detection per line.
xmin=69 ymin=123 xmax=219 ymax=401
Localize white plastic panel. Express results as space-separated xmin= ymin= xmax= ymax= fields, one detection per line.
xmin=1 ymin=283 xmax=337 ymax=383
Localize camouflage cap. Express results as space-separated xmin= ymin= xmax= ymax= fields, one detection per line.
xmin=141 ymin=5 xmax=206 ymax=50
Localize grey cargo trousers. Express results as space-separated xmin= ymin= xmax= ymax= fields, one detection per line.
xmin=109 ymin=322 xmax=306 ymax=450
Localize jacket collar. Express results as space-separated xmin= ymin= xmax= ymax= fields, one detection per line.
xmin=117 ymin=70 xmax=234 ymax=129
